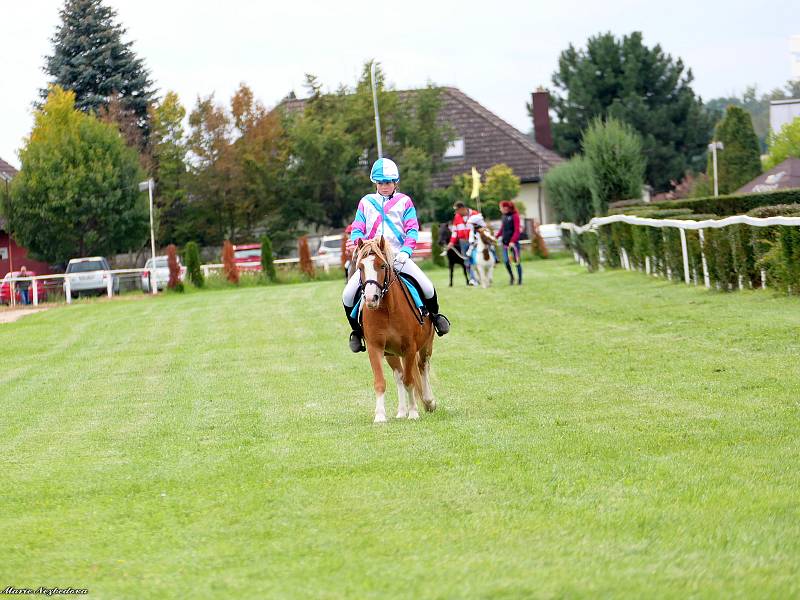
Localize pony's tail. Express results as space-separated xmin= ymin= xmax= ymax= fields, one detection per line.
xmin=405 ymin=356 xmax=424 ymax=403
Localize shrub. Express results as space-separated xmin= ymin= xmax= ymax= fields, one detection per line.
xmin=222 ymin=240 xmax=239 ymax=284
xmin=298 ymin=236 xmax=315 ymax=278
xmin=653 ymin=189 xmax=800 ymax=217
xmin=544 ymin=156 xmax=595 ymax=225
xmin=260 ymin=235 xmax=277 ymax=282
xmin=531 ymin=221 xmax=549 ymax=259
xmin=431 ymin=223 xmax=445 ymax=266
xmin=166 ymin=244 xmax=182 ymax=290
xmin=582 ymin=117 xmax=646 ymax=216
xmin=183 ymin=241 xmax=204 ymax=288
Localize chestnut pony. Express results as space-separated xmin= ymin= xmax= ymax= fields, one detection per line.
xmin=354 ymin=237 xmax=436 ymax=423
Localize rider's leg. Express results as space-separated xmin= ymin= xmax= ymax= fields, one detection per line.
xmin=396 ymin=259 xmax=450 ymax=336
xmin=342 ymin=272 xmax=365 ymax=352
xmin=512 ymin=243 xmax=522 ymax=285
xmin=459 ymin=240 xmax=477 ymax=283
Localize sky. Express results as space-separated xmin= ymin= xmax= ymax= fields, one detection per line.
xmin=1 ymin=0 xmax=797 ymax=168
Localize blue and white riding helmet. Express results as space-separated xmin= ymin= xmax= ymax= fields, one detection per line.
xmin=370 ymin=158 xmax=400 ymax=183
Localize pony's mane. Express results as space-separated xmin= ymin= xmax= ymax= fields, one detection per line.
xmin=355 ymin=236 xmax=395 ymax=267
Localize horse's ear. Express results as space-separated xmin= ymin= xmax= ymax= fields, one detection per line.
xmin=357 ymin=238 xmax=363 ymax=249
xmin=378 ymin=237 xmax=385 ymax=250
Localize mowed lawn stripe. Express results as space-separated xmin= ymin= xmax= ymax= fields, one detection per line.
xmin=1 ymin=257 xmax=799 ymax=598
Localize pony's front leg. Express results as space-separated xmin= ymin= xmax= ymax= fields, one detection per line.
xmin=386 ymin=355 xmax=407 ymax=419
xmin=367 ymin=343 xmax=387 ymax=423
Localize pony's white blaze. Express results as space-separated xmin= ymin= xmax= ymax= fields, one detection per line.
xmin=362 ymin=256 xmax=381 ymax=308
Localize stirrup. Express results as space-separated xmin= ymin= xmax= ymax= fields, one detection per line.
xmin=431 ymin=314 xmax=450 ymax=336
xmin=349 ymin=331 xmax=366 ymax=353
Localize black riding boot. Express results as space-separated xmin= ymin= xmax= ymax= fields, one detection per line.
xmin=516 ymin=263 xmax=523 ymax=285
xmin=504 ymin=261 xmax=515 ymax=284
xmin=423 ymin=292 xmax=450 ymax=337
xmin=343 ymin=304 xmax=366 ymax=352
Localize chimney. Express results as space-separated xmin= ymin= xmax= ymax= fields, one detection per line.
xmin=531 ymin=88 xmax=553 ymax=150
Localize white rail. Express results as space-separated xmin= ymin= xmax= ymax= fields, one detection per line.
xmin=4 ymin=268 xmax=153 ymax=308
xmin=560 ymin=214 xmax=800 ymax=235
xmin=560 ymin=214 xmax=800 ymax=288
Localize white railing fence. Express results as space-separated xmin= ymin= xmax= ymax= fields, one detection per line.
xmin=560 ymin=214 xmax=800 ymax=290
xmin=3 ymin=268 xmax=154 ymax=308
xmin=199 ymin=254 xmax=337 ymax=278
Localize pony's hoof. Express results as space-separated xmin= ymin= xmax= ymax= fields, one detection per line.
xmin=396 ymin=411 xmax=408 ymax=419
xmin=408 ymin=410 xmax=420 ymax=420
xmin=374 ymin=414 xmax=387 ymax=424
xmin=423 ymin=399 xmax=436 ymax=412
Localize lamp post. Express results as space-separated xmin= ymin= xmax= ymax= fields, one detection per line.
xmin=369 ymin=61 xmax=383 ymax=159
xmin=708 ymin=141 xmax=724 ymax=197
xmin=138 ymin=178 xmax=157 ymax=294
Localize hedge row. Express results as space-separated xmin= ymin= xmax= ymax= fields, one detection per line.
xmin=563 ymin=203 xmax=800 ymax=293
xmin=614 ymin=189 xmax=800 ymax=219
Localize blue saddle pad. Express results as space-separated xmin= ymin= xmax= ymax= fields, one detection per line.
xmin=399 ymin=275 xmax=424 ymax=309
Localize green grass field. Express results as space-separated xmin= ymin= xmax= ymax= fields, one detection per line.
xmin=2 ymin=257 xmax=799 ymax=598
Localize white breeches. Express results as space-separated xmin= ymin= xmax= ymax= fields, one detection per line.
xmin=342 ymin=258 xmax=435 ymax=306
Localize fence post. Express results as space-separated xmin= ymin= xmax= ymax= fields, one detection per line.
xmin=64 ymin=277 xmax=71 ymax=304
xmin=645 ymin=256 xmax=651 ymax=275
xmin=32 ymin=278 xmax=39 ymax=306
xmin=761 ymin=269 xmax=767 ymax=289
xmin=679 ymin=228 xmax=690 ymax=285
xmin=698 ymin=229 xmax=711 ymax=289
xmin=107 ymin=272 xmax=113 ymax=297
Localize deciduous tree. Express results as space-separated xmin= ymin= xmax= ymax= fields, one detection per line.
xmin=9 ymin=86 xmax=147 ymax=263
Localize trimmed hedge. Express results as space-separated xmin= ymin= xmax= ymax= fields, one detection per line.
xmin=652 ymin=189 xmax=800 ymax=217
xmin=609 ymin=191 xmax=800 ymax=220
xmin=568 ymin=203 xmax=800 ymax=294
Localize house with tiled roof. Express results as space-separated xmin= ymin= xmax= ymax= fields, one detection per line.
xmin=736 ymin=157 xmax=800 ymax=194
xmin=0 ymin=157 xmax=55 ymax=277
xmin=425 ymin=87 xmax=562 ymax=223
xmin=281 ymin=87 xmax=563 ymax=223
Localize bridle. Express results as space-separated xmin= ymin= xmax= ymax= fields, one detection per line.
xmin=358 ymin=249 xmax=397 ymax=303
xmin=356 ymin=244 xmax=423 ymax=325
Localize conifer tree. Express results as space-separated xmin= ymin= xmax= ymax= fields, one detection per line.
xmin=710 ymin=106 xmax=762 ymax=194
xmin=42 ymin=0 xmax=155 ymax=148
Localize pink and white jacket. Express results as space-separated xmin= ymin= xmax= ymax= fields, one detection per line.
xmin=348 ymin=193 xmax=419 ymax=257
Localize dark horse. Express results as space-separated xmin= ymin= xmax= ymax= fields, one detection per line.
xmin=438 ymin=223 xmax=470 ymax=287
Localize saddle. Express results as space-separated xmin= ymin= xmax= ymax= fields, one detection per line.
xmin=350 ymin=274 xmax=425 ymax=325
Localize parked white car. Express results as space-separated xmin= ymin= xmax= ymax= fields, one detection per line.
xmin=538 ymin=224 xmax=566 ymax=251
xmin=316 ymin=235 xmax=344 ymax=268
xmin=141 ymin=256 xmax=186 ymax=292
xmin=65 ymin=257 xmax=119 ymax=299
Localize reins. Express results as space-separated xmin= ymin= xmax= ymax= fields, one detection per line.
xmin=356 ymin=242 xmax=424 ymax=327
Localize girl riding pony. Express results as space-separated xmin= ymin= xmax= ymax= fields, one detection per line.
xmin=342 ymin=158 xmax=451 ymax=353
